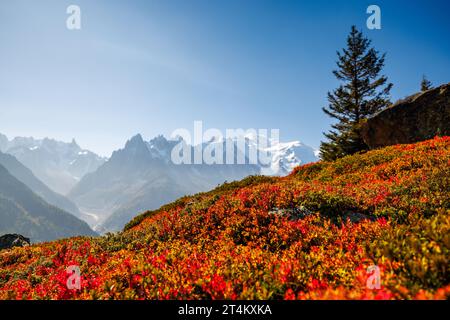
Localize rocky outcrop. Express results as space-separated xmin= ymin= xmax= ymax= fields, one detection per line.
xmin=362 ymin=83 xmax=450 ymax=148
xmin=269 ymin=206 xmax=315 ymax=220
xmin=0 ymin=234 xmax=30 ymax=250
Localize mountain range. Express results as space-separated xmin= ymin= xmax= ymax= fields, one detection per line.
xmin=0 ymin=134 xmax=106 ymax=195
xmin=69 ymin=134 xmax=261 ymax=231
xmin=69 ymin=134 xmax=318 ymax=231
xmin=0 ymin=132 xmax=318 ymax=233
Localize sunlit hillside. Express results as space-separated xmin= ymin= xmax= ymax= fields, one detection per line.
xmin=1 ymin=137 xmax=449 ymax=300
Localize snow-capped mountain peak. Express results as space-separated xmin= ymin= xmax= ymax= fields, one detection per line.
xmin=241 ymin=136 xmax=318 ymax=176
xmin=0 ymin=133 xmax=107 ymax=195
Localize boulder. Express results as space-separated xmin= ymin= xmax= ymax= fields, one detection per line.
xmin=269 ymin=206 xmax=315 ymax=220
xmin=362 ymin=83 xmax=450 ymax=148
xmin=0 ymin=234 xmax=31 ymax=250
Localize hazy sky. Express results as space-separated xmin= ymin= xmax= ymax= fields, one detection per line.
xmin=1 ymin=0 xmax=449 ymax=156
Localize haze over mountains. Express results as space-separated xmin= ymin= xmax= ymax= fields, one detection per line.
xmin=0 ymin=151 xmax=82 ymax=219
xmin=0 ymin=134 xmax=106 ymax=195
xmin=0 ymin=132 xmax=318 ymax=234
xmin=0 ymin=163 xmax=97 ymax=242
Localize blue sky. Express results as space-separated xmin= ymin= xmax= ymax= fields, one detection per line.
xmin=0 ymin=0 xmax=449 ymax=156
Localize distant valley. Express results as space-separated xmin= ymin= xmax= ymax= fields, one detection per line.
xmin=0 ymin=162 xmax=97 ymax=242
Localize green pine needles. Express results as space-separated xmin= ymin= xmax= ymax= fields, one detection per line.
xmin=320 ymin=26 xmax=393 ymax=161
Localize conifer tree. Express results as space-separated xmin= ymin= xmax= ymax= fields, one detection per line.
xmin=421 ymin=75 xmax=432 ymax=91
xmin=320 ymin=26 xmax=393 ymax=161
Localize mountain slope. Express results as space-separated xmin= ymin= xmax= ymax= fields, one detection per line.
xmin=0 ymin=137 xmax=448 ymax=300
xmin=0 ymin=151 xmax=82 ymax=219
xmin=100 ymin=174 xmax=191 ymax=231
xmin=0 ymin=164 xmax=97 ymax=242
